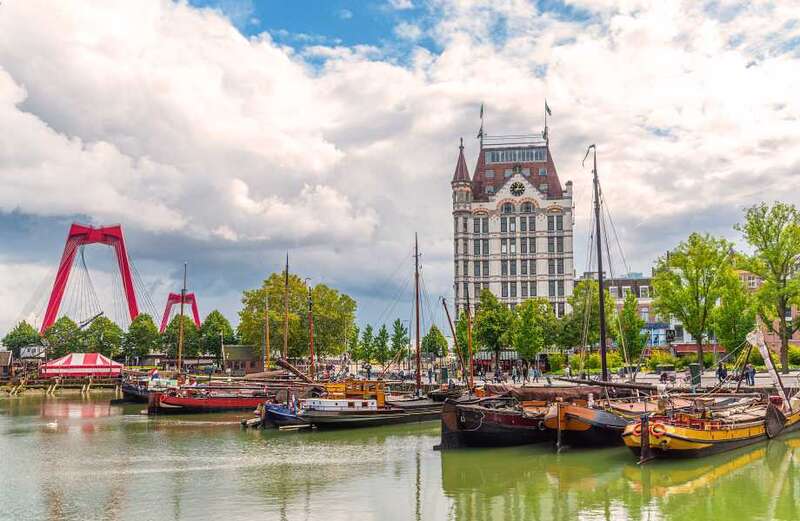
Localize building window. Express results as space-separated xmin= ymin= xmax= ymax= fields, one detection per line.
xmin=510 ymin=239 xmax=516 ymax=255
xmin=504 ymin=169 xmax=513 ymax=178
xmin=529 ymin=216 xmax=536 ymax=231
xmin=622 ymin=286 xmax=631 ymax=297
xmin=557 ymin=302 xmax=565 ymax=317
xmin=539 ymin=167 xmax=547 ymax=176
xmin=463 ymin=282 xmax=469 ymax=299
xmin=482 ymin=218 xmax=489 ymax=233
xmin=473 ymin=218 xmax=481 ymax=234
xmin=529 ymin=237 xmax=536 ymax=253
xmin=510 ymin=282 xmax=517 ymax=298
xmin=548 ymin=237 xmax=555 ymax=253
xmin=522 ymin=202 xmax=533 ymax=213
xmin=548 ymin=259 xmax=555 ymax=276
xmin=558 ymin=280 xmax=565 ymax=297
xmin=548 ymin=216 xmax=555 ymax=232
xmin=473 ymin=240 xmax=480 ymax=256
xmin=501 ymin=217 xmax=507 ymax=233
xmin=461 ymin=240 xmax=467 ymax=255
xmin=521 ymin=282 xmax=528 ymax=297
xmin=609 ymin=286 xmax=618 ymax=298
xmin=640 ymin=286 xmax=650 ymax=298
xmin=483 ymin=261 xmax=489 ymax=276
xmin=509 ymin=218 xmax=516 ymax=232
xmin=474 ymin=283 xmax=481 ymax=298
xmin=521 ymin=260 xmax=528 ymax=275
xmin=522 ymin=168 xmax=530 ymax=177
xmin=502 ymin=203 xmax=514 ymax=214
xmin=556 ymin=258 xmax=564 ymax=275
xmin=474 ymin=261 xmax=481 ymax=277
xmin=641 ymin=307 xmax=650 ymax=322
xmin=463 ymin=260 xmax=468 ymax=276
xmin=521 ymin=238 xmax=528 ymax=254
xmin=485 ymin=170 xmax=495 ymax=178
xmin=501 ymin=260 xmax=508 ymax=276
xmin=463 ymin=217 xmax=468 ymax=232
xmin=530 ymin=259 xmax=536 ymax=274
xmin=535 ymin=149 xmax=547 ymax=161
xmin=482 ymin=239 xmax=489 ymax=256
xmin=485 ymin=186 xmax=494 ymax=194
xmin=501 ymin=283 xmax=509 ymax=298
xmin=539 ymin=183 xmax=548 ymax=192
xmin=454 ymin=262 xmax=458 ymax=277
xmin=556 ymin=237 xmax=564 ymax=253
xmin=520 ymin=217 xmax=527 ymax=233
xmin=510 ymin=260 xmax=517 ymax=276
xmin=549 ymin=280 xmax=556 ymax=297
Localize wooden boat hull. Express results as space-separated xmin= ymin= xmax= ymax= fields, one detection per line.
xmin=622 ymin=408 xmax=800 ymax=459
xmin=149 ymin=392 xmax=268 ymax=414
xmin=437 ymin=397 xmax=550 ymax=449
xmin=263 ymin=404 xmax=310 ymax=428
xmin=545 ymin=403 xmax=630 ymax=447
xmin=121 ymin=382 xmax=150 ymax=403
xmin=299 ymin=406 xmax=439 ymax=429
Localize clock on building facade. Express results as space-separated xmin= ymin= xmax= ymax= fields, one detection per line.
xmin=510 ymin=182 xmax=525 ymax=196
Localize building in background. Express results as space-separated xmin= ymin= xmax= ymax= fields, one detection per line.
xmin=451 ymin=127 xmax=574 ymax=317
xmin=737 ymin=269 xmax=800 ymax=350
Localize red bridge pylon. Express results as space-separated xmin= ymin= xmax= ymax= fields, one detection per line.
xmin=159 ymin=292 xmax=201 ymax=333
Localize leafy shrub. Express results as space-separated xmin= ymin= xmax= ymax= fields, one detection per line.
xmin=646 ymin=350 xmax=679 ymax=371
xmin=606 ymin=351 xmax=623 ymax=369
xmin=748 ymin=349 xmax=764 ymax=366
xmin=789 ymin=347 xmax=800 ymax=366
xmin=548 ymin=353 xmax=566 ymax=371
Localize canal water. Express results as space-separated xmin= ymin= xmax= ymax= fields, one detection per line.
xmin=2 ymin=394 xmax=800 ymax=521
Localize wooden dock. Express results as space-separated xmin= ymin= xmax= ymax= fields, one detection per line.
xmin=1 ymin=376 xmax=121 ymax=397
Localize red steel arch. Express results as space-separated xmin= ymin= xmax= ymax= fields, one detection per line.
xmin=41 ymin=224 xmax=139 ymax=334
xmin=159 ymin=292 xmax=201 ymax=333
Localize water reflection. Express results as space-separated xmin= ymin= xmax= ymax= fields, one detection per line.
xmin=4 ymin=396 xmax=800 ymax=521
xmin=440 ymin=437 xmax=800 ymax=520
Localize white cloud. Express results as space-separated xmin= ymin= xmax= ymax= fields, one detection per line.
xmin=388 ymin=0 xmax=415 ymax=9
xmin=338 ymin=9 xmax=353 ymax=20
xmin=0 ymin=0 xmax=799 ymax=332
xmin=395 ymin=22 xmax=423 ymax=41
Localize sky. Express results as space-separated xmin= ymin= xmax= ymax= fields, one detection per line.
xmin=0 ymin=0 xmax=799 ymax=335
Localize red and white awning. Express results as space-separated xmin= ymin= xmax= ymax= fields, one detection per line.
xmin=40 ymin=353 xmax=123 ymax=378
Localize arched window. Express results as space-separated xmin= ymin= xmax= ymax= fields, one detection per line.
xmin=522 ymin=202 xmax=534 ymax=213
xmin=501 ymin=203 xmax=515 ymax=214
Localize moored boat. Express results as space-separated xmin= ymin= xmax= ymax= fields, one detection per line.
xmin=148 ymin=388 xmax=272 ymax=414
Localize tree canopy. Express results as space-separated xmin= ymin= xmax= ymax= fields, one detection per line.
xmin=612 ymin=291 xmax=648 ymax=363
xmin=163 ymin=314 xmax=201 ymax=358
xmin=83 ymin=316 xmax=123 ymax=358
xmin=511 ymin=298 xmax=557 ymax=361
xmin=237 ymin=272 xmax=355 ymax=359
xmin=712 ymin=277 xmax=756 ymax=356
xmin=562 ymin=279 xmax=616 ymax=349
xmin=122 ymin=313 xmax=160 ymax=361
xmin=421 ymin=324 xmax=448 ymax=358
xmin=736 ymin=202 xmax=800 ymax=372
xmin=199 ymin=310 xmax=235 ymax=358
xmin=42 ymin=316 xmax=82 ymax=358
xmin=2 ymin=320 xmax=41 ymax=357
xmin=473 ymin=289 xmax=513 ymax=370
xmin=653 ymin=232 xmax=735 ymax=368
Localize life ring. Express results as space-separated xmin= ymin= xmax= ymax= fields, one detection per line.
xmin=633 ymin=423 xmax=642 ymax=437
xmin=538 ymin=421 xmax=546 ymax=431
xmin=650 ymin=423 xmax=666 ymax=437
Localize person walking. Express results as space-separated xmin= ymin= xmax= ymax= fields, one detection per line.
xmin=716 ymin=362 xmax=727 ymax=384
xmin=747 ymin=364 xmax=756 ymax=386
xmin=511 ymin=365 xmax=518 ymax=384
xmin=427 ymin=366 xmax=434 ymax=385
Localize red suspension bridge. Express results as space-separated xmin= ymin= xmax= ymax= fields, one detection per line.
xmin=19 ymin=223 xmax=201 ymax=333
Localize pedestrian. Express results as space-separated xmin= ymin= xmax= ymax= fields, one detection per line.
xmin=428 ymin=366 xmax=434 ymax=384
xmin=716 ymin=362 xmax=727 ymax=383
xmin=512 ymin=365 xmax=518 ymax=384
xmin=365 ymin=363 xmax=372 ymax=380
xmin=527 ymin=364 xmax=535 ymax=384
xmin=747 ymin=364 xmax=756 ymax=386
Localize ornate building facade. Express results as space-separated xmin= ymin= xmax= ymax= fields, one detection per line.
xmin=452 ymin=132 xmax=575 ymax=317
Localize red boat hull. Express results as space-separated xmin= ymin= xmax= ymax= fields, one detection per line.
xmin=149 ymin=391 xmax=268 ymax=414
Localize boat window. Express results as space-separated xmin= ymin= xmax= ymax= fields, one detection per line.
xmin=348 ymin=401 xmax=355 ymax=408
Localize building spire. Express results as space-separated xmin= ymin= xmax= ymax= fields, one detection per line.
xmin=451 ymin=138 xmax=471 ymax=184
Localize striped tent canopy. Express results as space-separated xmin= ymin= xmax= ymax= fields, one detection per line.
xmin=40 ymin=353 xmax=123 ymax=378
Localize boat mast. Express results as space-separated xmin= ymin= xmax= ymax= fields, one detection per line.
xmin=283 ymin=253 xmax=289 ymax=359
xmin=415 ymin=233 xmax=422 ymax=395
xmin=465 ymin=287 xmax=474 ymax=390
xmin=588 ymin=145 xmax=609 ymax=382
xmin=307 ymin=280 xmax=315 ymax=379
xmin=177 ymin=261 xmax=187 ymax=374
xmin=263 ymin=290 xmax=270 ymax=371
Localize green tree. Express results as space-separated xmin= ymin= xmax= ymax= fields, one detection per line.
xmin=83 ymin=316 xmax=123 ymax=358
xmin=736 ymin=202 xmax=800 ymax=373
xmin=199 ymin=310 xmax=235 ymax=358
xmin=712 ymin=278 xmax=757 ymax=358
xmin=473 ymin=289 xmax=513 ymax=371
xmin=421 ymin=324 xmax=448 ymax=358
xmin=42 ymin=317 xmax=82 ymax=358
xmin=653 ymin=233 xmax=735 ymax=369
xmin=612 ymin=291 xmax=648 ymax=363
xmin=373 ymin=325 xmax=391 ymax=369
xmin=566 ymin=280 xmax=616 ymax=348
xmin=511 ymin=298 xmax=557 ymax=361
xmin=2 ymin=320 xmax=41 ymax=357
xmin=347 ymin=324 xmax=360 ymax=358
xmin=122 ymin=313 xmax=160 ymax=362
xmin=353 ymin=324 xmax=375 ymax=365
xmin=390 ymin=319 xmax=409 ymax=361
xmin=237 ymin=273 xmax=356 ymax=359
xmin=163 ymin=314 xmax=201 ymax=358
